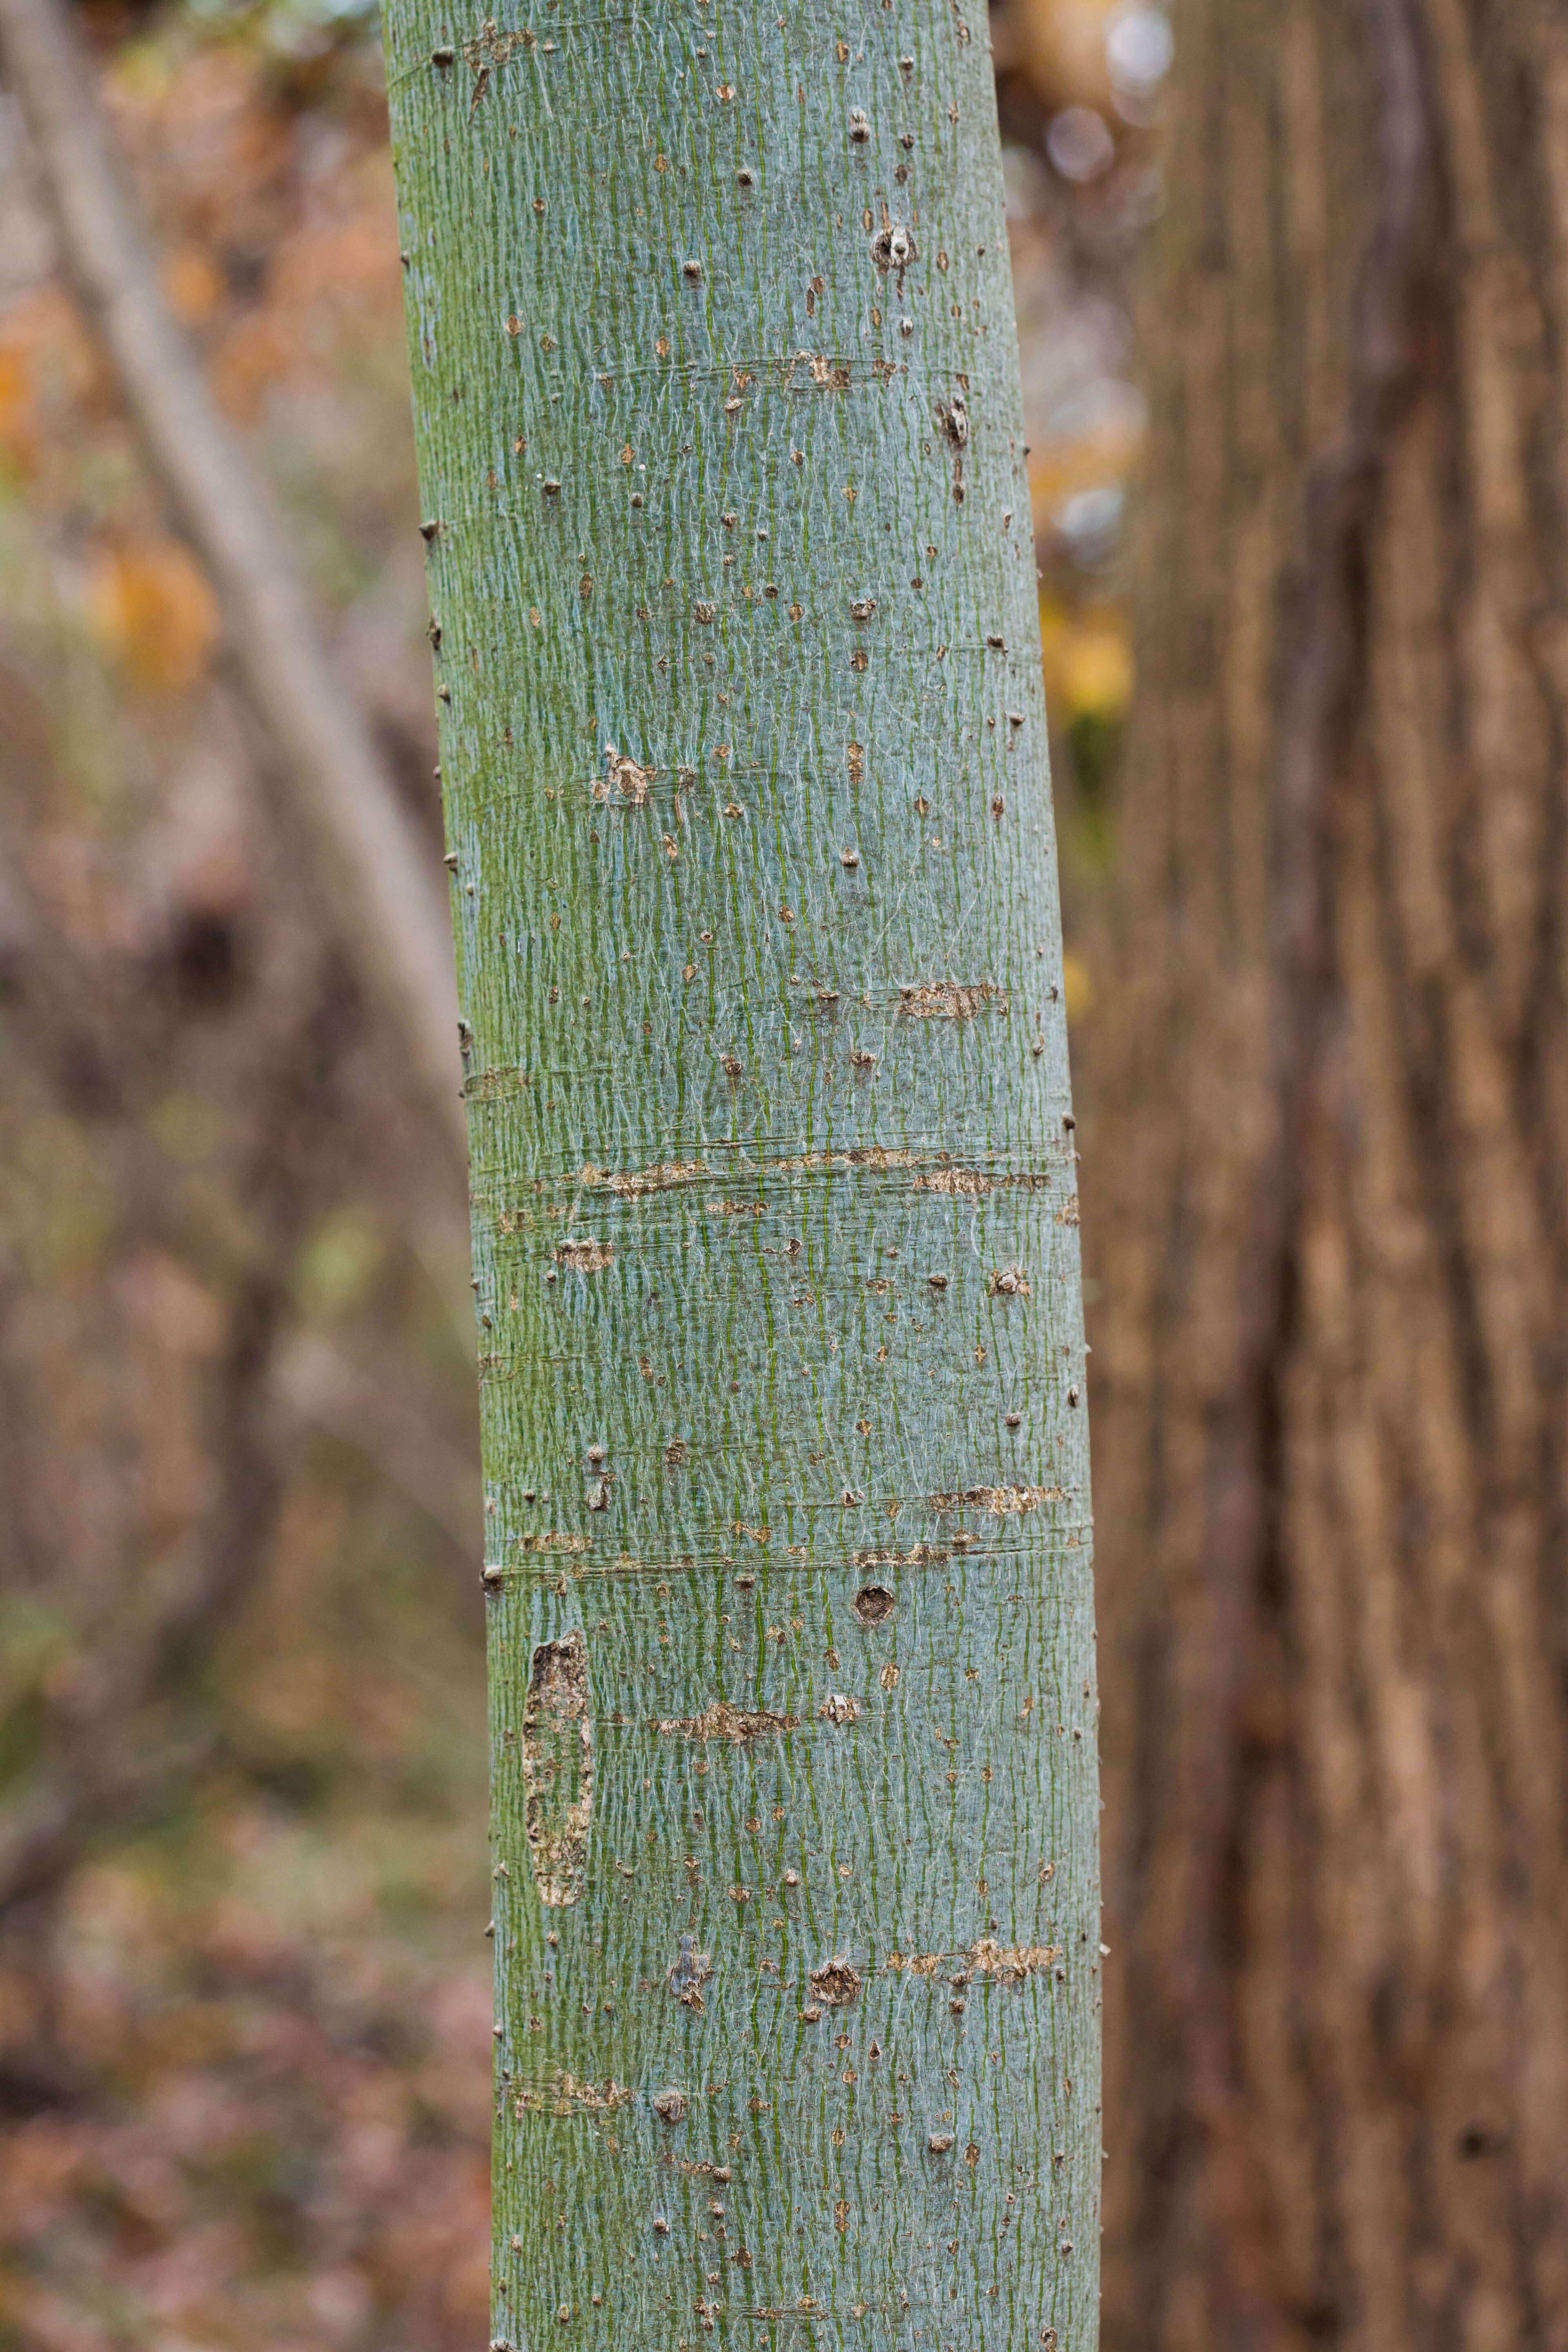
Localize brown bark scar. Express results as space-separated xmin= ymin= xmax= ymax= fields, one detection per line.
xmin=896 ymin=981 xmax=1006 ymax=1018
xmin=772 ymin=1146 xmax=924 ymax=1172
xmin=914 ymin=1167 xmax=1055 ymax=1193
xmin=886 ymin=1940 xmax=1061 ymax=1980
xmin=556 ymin=1238 xmax=613 ymax=1271
xmin=668 ymin=1934 xmax=714 ymax=2010
xmin=521 ymin=1632 xmax=593 ymax=1907
xmin=915 ymin=1168 xmax=995 ymax=1194
xmin=927 ymin=1484 xmax=1063 ymax=1513
xmin=968 ymin=1938 xmax=1062 ymax=1980
xmin=809 ymin=1958 xmax=863 ymax=2005
xmin=460 ymin=17 xmax=536 ymax=70
xmin=854 ymin=1543 xmax=949 ymax=1567
xmin=579 ymin=1160 xmax=706 ymax=1196
xmin=656 ymin=1702 xmax=798 ymax=1742
xmin=601 ymin=744 xmax=653 ymax=803
xmin=514 ymin=2069 xmax=631 ymax=2115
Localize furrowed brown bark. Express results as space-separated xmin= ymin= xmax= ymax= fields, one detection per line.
xmin=1092 ymin=0 xmax=1568 ymax=2343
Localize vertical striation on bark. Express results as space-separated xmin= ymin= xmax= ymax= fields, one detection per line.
xmin=1093 ymin=0 xmax=1568 ymax=2344
xmin=382 ymin=5 xmax=1097 ymax=2350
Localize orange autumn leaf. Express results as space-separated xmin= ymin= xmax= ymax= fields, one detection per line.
xmin=87 ymin=538 xmax=219 ymax=697
xmin=163 ymin=245 xmax=225 ymax=325
xmin=0 ymin=341 xmax=38 ymax=472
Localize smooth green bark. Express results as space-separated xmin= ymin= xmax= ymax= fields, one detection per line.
xmin=383 ymin=4 xmax=1098 ymax=2345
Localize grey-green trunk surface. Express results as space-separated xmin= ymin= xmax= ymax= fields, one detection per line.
xmin=383 ymin=2 xmax=1099 ymax=2343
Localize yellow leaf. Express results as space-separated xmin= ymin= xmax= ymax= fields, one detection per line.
xmin=1063 ymin=949 xmax=1095 ymax=1026
xmin=1060 ymin=621 xmax=1133 ymax=720
xmin=1040 ymin=597 xmax=1134 ymax=722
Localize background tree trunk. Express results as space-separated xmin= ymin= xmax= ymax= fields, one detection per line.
xmin=1092 ymin=0 xmax=1568 ymax=2343
xmin=382 ymin=5 xmax=1098 ymax=2350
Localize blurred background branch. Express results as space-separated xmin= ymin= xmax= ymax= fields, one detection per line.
xmin=0 ymin=0 xmax=467 ymax=1167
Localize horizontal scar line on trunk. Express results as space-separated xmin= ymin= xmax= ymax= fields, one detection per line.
xmin=484 ymin=1526 xmax=1088 ymax=1584
xmin=487 ymin=1152 xmax=1065 ymax=1202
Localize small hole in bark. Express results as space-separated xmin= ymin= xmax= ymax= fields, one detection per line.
xmin=852 ymin=1584 xmax=895 ymax=1626
xmin=870 ymin=222 xmax=915 ymax=271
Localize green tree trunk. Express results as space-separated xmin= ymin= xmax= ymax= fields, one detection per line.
xmin=383 ymin=5 xmax=1098 ymax=2347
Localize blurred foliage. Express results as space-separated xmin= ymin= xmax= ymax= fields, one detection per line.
xmin=0 ymin=0 xmax=1163 ymax=2341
